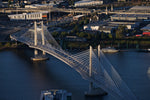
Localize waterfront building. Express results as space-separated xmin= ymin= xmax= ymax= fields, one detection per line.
xmin=74 ymin=0 xmax=103 ymax=7
xmin=8 ymin=11 xmax=48 ymax=20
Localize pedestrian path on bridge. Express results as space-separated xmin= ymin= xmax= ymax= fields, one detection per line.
xmin=10 ymin=21 xmax=137 ymax=100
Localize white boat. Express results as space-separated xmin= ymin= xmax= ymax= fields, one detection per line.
xmin=101 ymin=47 xmax=119 ymax=53
xmin=40 ymin=89 xmax=72 ymax=100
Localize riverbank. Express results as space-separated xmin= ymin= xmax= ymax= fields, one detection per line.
xmin=0 ymin=41 xmax=28 ymax=51
xmin=60 ymin=38 xmax=150 ymax=51
xmin=0 ymin=38 xmax=150 ymax=52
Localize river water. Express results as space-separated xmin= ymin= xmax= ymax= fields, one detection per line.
xmin=0 ymin=48 xmax=150 ymax=100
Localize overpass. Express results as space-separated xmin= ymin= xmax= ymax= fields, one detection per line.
xmin=0 ymin=7 xmax=91 ymax=14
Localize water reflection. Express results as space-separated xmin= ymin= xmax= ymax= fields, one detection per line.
xmin=147 ymin=67 xmax=150 ymax=79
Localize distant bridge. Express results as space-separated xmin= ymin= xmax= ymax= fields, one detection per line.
xmin=10 ymin=21 xmax=137 ymax=100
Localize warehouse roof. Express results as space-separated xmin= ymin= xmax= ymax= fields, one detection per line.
xmin=129 ymin=6 xmax=150 ymax=11
xmin=141 ymin=24 xmax=150 ymax=31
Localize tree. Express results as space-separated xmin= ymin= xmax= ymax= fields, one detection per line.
xmin=78 ymin=32 xmax=86 ymax=37
xmin=52 ymin=31 xmax=59 ymax=37
xmin=8 ymin=0 xmax=11 ymax=8
xmin=5 ymin=42 xmax=11 ymax=47
xmin=61 ymin=32 xmax=68 ymax=37
xmin=72 ymin=25 xmax=79 ymax=33
xmin=101 ymin=32 xmax=107 ymax=39
xmin=115 ymin=25 xmax=127 ymax=39
xmin=108 ymin=33 xmax=113 ymax=39
xmin=0 ymin=43 xmax=2 ymax=47
xmin=84 ymin=18 xmax=89 ymax=25
xmin=87 ymin=33 xmax=92 ymax=40
xmin=79 ymin=20 xmax=84 ymax=26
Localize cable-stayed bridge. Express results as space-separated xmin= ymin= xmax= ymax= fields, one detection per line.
xmin=10 ymin=21 xmax=137 ymax=100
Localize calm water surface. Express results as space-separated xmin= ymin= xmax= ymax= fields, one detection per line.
xmin=0 ymin=49 xmax=150 ymax=100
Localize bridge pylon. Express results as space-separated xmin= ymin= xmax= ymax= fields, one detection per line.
xmin=31 ymin=21 xmax=49 ymax=61
xmin=85 ymin=45 xmax=107 ymax=97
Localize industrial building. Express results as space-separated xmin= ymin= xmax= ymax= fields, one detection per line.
xmin=83 ymin=21 xmax=117 ymax=34
xmin=83 ymin=21 xmax=103 ymax=31
xmin=110 ymin=14 xmax=150 ymax=22
xmin=108 ymin=21 xmax=140 ymax=29
xmin=74 ymin=0 xmax=103 ymax=7
xmin=129 ymin=6 xmax=150 ymax=13
xmin=8 ymin=11 xmax=48 ymax=20
xmin=25 ymin=3 xmax=57 ymax=8
xmin=99 ymin=25 xmax=116 ymax=33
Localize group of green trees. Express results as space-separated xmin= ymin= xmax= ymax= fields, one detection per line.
xmin=0 ymin=42 xmax=18 ymax=50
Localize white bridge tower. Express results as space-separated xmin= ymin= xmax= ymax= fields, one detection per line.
xmin=31 ymin=21 xmax=49 ymax=61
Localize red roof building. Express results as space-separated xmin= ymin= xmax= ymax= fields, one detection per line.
xmin=143 ymin=32 xmax=150 ymax=36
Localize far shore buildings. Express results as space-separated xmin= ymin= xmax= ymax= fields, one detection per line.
xmin=25 ymin=3 xmax=57 ymax=8
xmin=84 ymin=6 xmax=150 ymax=35
xmin=8 ymin=11 xmax=48 ymax=20
xmin=84 ymin=21 xmax=117 ymax=34
xmin=74 ymin=0 xmax=103 ymax=7
xmin=129 ymin=6 xmax=150 ymax=13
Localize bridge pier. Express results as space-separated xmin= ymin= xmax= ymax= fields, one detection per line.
xmin=31 ymin=21 xmax=49 ymax=61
